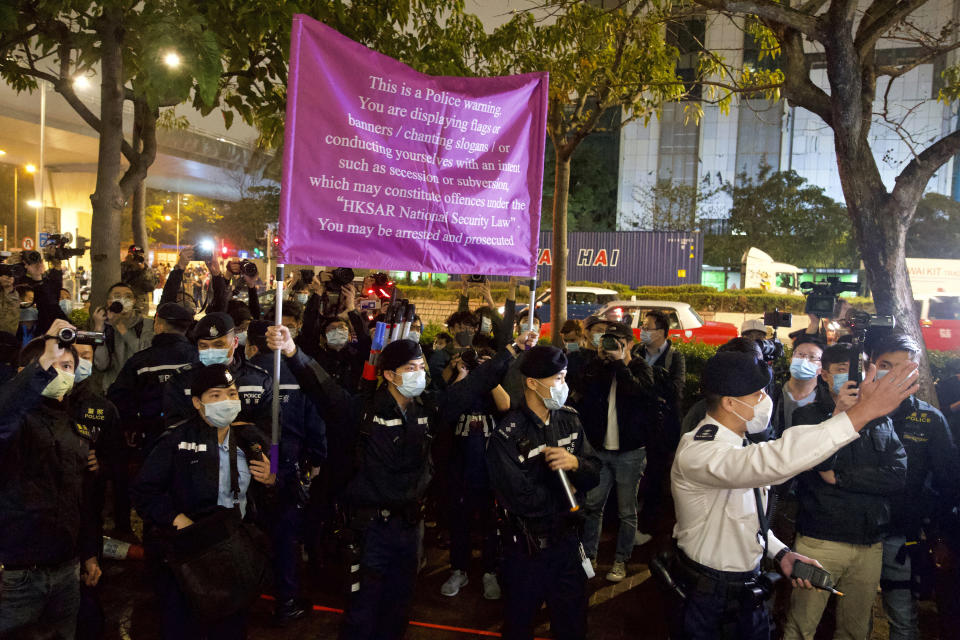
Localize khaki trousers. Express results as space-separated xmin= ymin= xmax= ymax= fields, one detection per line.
xmin=783 ymin=535 xmax=883 ymax=640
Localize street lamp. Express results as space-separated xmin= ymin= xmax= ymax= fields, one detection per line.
xmin=24 ymin=164 xmax=36 ymax=174
xmin=73 ymin=75 xmax=90 ymax=91
xmin=163 ymin=51 xmax=181 ymax=69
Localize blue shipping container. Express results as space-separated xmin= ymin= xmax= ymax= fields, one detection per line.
xmin=535 ymin=231 xmax=702 ymax=288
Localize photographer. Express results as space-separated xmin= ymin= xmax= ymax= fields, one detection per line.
xmin=429 ymin=310 xmax=478 ymax=389
xmin=783 ymin=343 xmax=907 ymax=640
xmin=91 ymin=282 xmax=155 ymax=392
xmin=15 ymin=284 xmax=39 ymax=347
xmin=130 ymin=364 xmax=274 ymax=640
xmin=577 ymin=322 xmax=658 ymax=582
xmin=121 ymin=244 xmax=157 ymax=309
xmin=0 ymin=320 xmax=102 ymax=638
xmin=265 ymin=326 xmax=532 ymax=639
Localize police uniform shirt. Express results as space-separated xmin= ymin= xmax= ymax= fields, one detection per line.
xmin=672 ymin=413 xmax=860 ymax=573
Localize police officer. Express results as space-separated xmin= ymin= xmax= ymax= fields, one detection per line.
xmin=669 ymin=350 xmax=921 ymax=639
xmin=131 ymin=364 xmax=275 ymax=640
xmin=108 ymin=302 xmax=199 ymax=453
xmin=486 ymin=345 xmax=602 ymax=640
xmin=162 ymin=312 xmax=248 ymax=428
xmin=265 ymin=324 xmax=532 ymax=640
xmin=0 ymin=321 xmax=102 ymax=638
xmin=236 ymin=320 xmax=326 ymax=624
xmin=870 ymin=334 xmax=960 ymax=640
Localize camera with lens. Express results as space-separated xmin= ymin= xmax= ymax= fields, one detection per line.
xmin=468 ymin=274 xmax=487 ymax=284
xmin=460 ymin=348 xmax=480 ymax=371
xmin=800 ymin=277 xmax=859 ymax=318
xmin=108 ymin=300 xmax=125 ymax=314
xmin=757 ymin=338 xmax=784 ymax=361
xmin=128 ymin=245 xmax=145 ymax=264
xmin=42 ymin=233 xmax=87 ymax=261
xmin=0 ymin=252 xmax=24 ymax=279
xmin=763 ymin=309 xmax=793 ymax=328
xmin=56 ymin=327 xmax=106 ymax=348
xmin=193 ymin=243 xmax=214 ymax=262
xmin=240 ymin=260 xmax=257 ymax=278
xmin=600 ymin=334 xmax=622 ymax=352
xmin=326 ymin=267 xmax=355 ymax=293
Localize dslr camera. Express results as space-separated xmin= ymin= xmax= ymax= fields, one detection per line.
xmin=468 ymin=274 xmax=487 ymax=284
xmin=128 ymin=245 xmax=145 ymax=264
xmin=326 ymin=267 xmax=355 ymax=293
xmin=227 ymin=259 xmax=258 ymax=279
xmin=42 ymin=233 xmax=88 ymax=261
xmin=801 ymin=277 xmax=859 ymax=318
xmin=0 ymin=252 xmax=24 ymax=279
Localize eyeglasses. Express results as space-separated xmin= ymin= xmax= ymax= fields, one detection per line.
xmin=793 ymin=353 xmax=822 ymax=362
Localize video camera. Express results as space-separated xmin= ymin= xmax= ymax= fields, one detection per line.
xmin=0 ymin=251 xmax=24 ymax=279
xmin=842 ymin=310 xmax=895 ymax=383
xmin=56 ymin=327 xmax=106 ymax=348
xmin=42 ymin=233 xmax=88 ymax=261
xmin=128 ymin=245 xmax=145 ymax=264
xmin=326 ymin=267 xmax=355 ymax=293
xmin=227 ymin=259 xmax=258 ymax=279
xmin=800 ymin=277 xmax=859 ymax=318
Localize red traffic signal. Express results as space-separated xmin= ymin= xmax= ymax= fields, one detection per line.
xmin=220 ymin=245 xmax=229 ymax=256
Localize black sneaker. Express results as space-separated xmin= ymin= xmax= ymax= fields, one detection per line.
xmin=273 ymin=597 xmax=311 ymax=626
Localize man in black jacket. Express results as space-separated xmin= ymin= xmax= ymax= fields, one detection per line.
xmin=784 ymin=342 xmax=907 ymax=640
xmin=0 ymin=320 xmax=101 ymax=639
xmin=871 ymin=334 xmax=960 ymax=640
xmin=266 ymin=325 xmax=534 ymax=640
xmin=577 ymin=321 xmax=656 ymax=582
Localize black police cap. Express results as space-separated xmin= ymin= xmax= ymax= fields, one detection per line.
xmin=192 ymin=312 xmax=235 ymax=343
xmin=191 ymin=364 xmax=236 ymax=398
xmin=156 ymin=302 xmax=195 ymax=323
xmin=379 ymin=339 xmax=423 ymax=372
xmin=520 ymin=345 xmax=567 ymax=379
xmin=702 ymin=351 xmax=771 ymax=397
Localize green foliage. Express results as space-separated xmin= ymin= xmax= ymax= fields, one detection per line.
xmin=69 ymin=308 xmax=90 ymax=330
xmin=929 ymin=350 xmax=960 ymax=382
xmin=906 ymin=193 xmax=960 ymax=259
xmin=419 ymin=323 xmax=447 ymax=345
xmin=540 ymin=130 xmax=619 ymax=232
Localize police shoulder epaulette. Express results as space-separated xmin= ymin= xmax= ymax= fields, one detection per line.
xmin=496 ymin=419 xmax=518 ymax=440
xmin=559 ymin=405 xmax=579 ymax=415
xmin=693 ymin=424 xmax=718 ymax=441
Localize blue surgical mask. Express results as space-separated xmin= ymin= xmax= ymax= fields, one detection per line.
xmin=75 ymin=358 xmax=94 ymax=384
xmin=565 ymin=342 xmax=579 ymax=352
xmin=394 ymin=370 xmax=426 ymax=398
xmin=199 ymin=348 xmax=231 ymax=366
xmin=790 ymin=357 xmax=820 ymax=380
xmin=236 ymin=331 xmax=247 ymax=347
xmin=876 ymin=369 xmax=890 ymax=380
xmin=831 ymin=372 xmax=849 ymax=395
xmin=202 ymin=399 xmax=241 ymax=428
xmin=536 ymin=380 xmax=569 ymax=410
xmin=640 ymin=330 xmax=654 ymax=345
xmin=591 ymin=333 xmax=602 ymax=347
xmin=296 ymin=293 xmax=309 ymax=305
xmin=59 ymin=299 xmax=73 ymax=315
xmin=20 ymin=307 xmax=38 ymax=323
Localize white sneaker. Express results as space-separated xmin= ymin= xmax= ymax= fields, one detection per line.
xmin=482 ymin=572 xmax=501 ymax=600
xmin=634 ymin=531 xmax=652 ymax=546
xmin=606 ymin=561 xmax=627 ymax=583
xmin=441 ymin=570 xmax=469 ymax=597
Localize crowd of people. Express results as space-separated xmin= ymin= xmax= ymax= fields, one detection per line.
xmin=0 ymin=247 xmax=958 ymax=640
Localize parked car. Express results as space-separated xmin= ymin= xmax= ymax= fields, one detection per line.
xmin=510 ymin=286 xmax=620 ymax=323
xmin=540 ymin=299 xmax=738 ymax=346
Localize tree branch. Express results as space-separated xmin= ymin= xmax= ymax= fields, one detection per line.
xmin=692 ymin=0 xmax=822 ymax=39
xmin=876 ymin=40 xmax=960 ymax=77
xmin=855 ymin=0 xmax=931 ymax=59
xmin=892 ymin=129 xmax=960 ymax=212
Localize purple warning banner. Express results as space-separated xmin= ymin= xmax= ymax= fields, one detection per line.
xmin=279 ymin=14 xmax=548 ymax=276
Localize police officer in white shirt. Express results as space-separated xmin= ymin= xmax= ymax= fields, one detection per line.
xmin=669 ymin=350 xmax=920 ymax=639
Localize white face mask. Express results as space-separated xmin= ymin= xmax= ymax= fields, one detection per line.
xmin=296 ymin=293 xmax=309 ymax=305
xmin=237 ymin=331 xmax=247 ymax=347
xmin=393 ymin=369 xmax=426 ymax=398
xmin=59 ymin=299 xmax=73 ymax=315
xmin=75 ymin=358 xmax=94 ymax=383
xmin=42 ymin=367 xmax=75 ymax=400
xmin=202 ymin=398 xmax=242 ymax=428
xmin=407 ymin=330 xmax=421 ymax=343
xmin=731 ymin=394 xmax=773 ymax=434
xmin=326 ymin=328 xmax=349 ymax=347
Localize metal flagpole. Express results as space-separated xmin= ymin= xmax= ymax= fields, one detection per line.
xmin=270 ymin=263 xmax=285 ymax=474
xmin=527 ymin=277 xmax=537 ymax=334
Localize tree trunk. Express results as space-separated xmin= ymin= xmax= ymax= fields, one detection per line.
xmin=550 ymin=149 xmax=571 ymax=346
xmin=130 ymin=99 xmax=149 ymax=253
xmin=88 ymin=10 xmax=125 ymax=309
xmin=132 ymin=179 xmax=148 ymax=252
xmin=837 ymin=146 xmax=936 ymax=403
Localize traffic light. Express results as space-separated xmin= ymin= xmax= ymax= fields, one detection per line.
xmin=221 ymin=244 xmax=229 ymax=257
xmin=272 ymin=236 xmax=280 ymax=247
